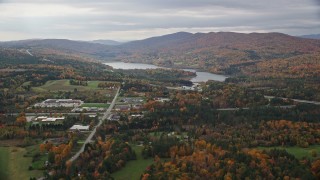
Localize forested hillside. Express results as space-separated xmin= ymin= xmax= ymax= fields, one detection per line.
xmin=116 ymin=32 xmax=320 ymax=75
xmin=2 ymin=32 xmax=320 ymax=77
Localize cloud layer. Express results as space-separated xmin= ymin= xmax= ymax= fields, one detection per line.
xmin=0 ymin=0 xmax=319 ymax=41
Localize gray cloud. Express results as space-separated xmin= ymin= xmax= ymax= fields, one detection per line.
xmin=0 ymin=0 xmax=319 ymax=41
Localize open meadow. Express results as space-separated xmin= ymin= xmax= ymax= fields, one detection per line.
xmin=31 ymin=80 xmax=104 ymax=92
xmin=0 ymin=145 xmax=45 ymax=180
xmin=111 ymin=145 xmax=154 ymax=180
xmin=258 ymin=145 xmax=320 ymax=160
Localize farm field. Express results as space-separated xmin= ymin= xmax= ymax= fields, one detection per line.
xmin=31 ymin=80 xmax=107 ymax=92
xmin=0 ymin=146 xmax=44 ymax=180
xmin=257 ymin=145 xmax=320 ymax=160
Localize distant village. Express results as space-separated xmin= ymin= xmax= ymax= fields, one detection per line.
xmin=29 ymin=96 xmax=150 ymax=132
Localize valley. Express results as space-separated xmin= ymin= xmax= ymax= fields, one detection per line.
xmin=0 ymin=32 xmax=320 ymax=179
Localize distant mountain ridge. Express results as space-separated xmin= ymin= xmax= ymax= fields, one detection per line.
xmin=123 ymin=31 xmax=320 ymax=53
xmin=115 ymin=32 xmax=320 ymax=74
xmin=122 ymin=32 xmax=195 ymax=49
xmin=90 ymin=40 xmax=123 ymax=46
xmin=1 ymin=32 xmax=320 ymax=76
xmin=0 ymin=38 xmax=117 ymax=59
xmin=300 ymin=34 xmax=320 ymax=39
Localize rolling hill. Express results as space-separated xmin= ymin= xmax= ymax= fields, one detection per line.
xmin=90 ymin=40 xmax=123 ymax=46
xmin=1 ymin=32 xmax=320 ymax=77
xmin=0 ymin=39 xmax=117 ymax=60
xmin=115 ymin=32 xmax=320 ymax=75
xmin=300 ymin=34 xmax=320 ymax=40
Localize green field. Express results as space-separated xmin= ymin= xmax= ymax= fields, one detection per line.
xmin=0 ymin=146 xmax=45 ymax=180
xmin=0 ymin=147 xmax=10 ymax=179
xmin=81 ymin=103 xmax=110 ymax=108
xmin=111 ymin=145 xmax=154 ymax=180
xmin=31 ymin=80 xmax=106 ymax=92
xmin=22 ymin=81 xmax=31 ymax=86
xmin=257 ymin=145 xmax=320 ymax=159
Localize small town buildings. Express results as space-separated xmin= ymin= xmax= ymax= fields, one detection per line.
xmin=154 ymin=97 xmax=170 ymax=102
xmin=34 ymin=99 xmax=84 ymax=108
xmin=128 ymin=114 xmax=144 ymax=121
xmin=132 ymin=104 xmax=143 ymax=110
xmin=35 ymin=116 xmax=48 ymax=121
xmin=182 ymin=86 xmax=195 ymax=90
xmin=108 ymin=114 xmax=120 ymax=121
xmin=181 ymin=83 xmax=202 ymax=92
xmin=130 ymin=114 xmax=144 ymax=118
xmin=41 ymin=117 xmax=65 ymax=122
xmin=115 ymin=105 xmax=130 ymax=111
xmin=120 ymin=97 xmax=144 ymax=104
xmin=71 ymin=107 xmax=105 ymax=112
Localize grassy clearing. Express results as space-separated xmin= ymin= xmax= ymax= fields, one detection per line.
xmin=32 ymin=80 xmax=108 ymax=92
xmin=87 ymin=81 xmax=100 ymax=89
xmin=149 ymin=131 xmax=163 ymax=137
xmin=77 ymin=140 xmax=85 ymax=144
xmin=22 ymin=81 xmax=31 ymax=86
xmin=257 ymin=145 xmax=320 ymax=159
xmin=0 ymin=146 xmax=45 ymax=180
xmin=81 ymin=103 xmax=110 ymax=108
xmin=25 ymin=145 xmax=48 ymax=169
xmin=0 ymin=147 xmax=10 ymax=179
xmin=111 ymin=145 xmax=154 ymax=180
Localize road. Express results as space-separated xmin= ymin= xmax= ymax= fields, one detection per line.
xmin=165 ymin=84 xmax=320 ymax=105
xmin=6 ymin=96 xmax=318 ymax=117
xmin=217 ymin=107 xmax=249 ymax=111
xmin=26 ymin=49 xmax=33 ymax=56
xmin=68 ymin=87 xmax=120 ymax=162
xmin=6 ymin=112 xmax=99 ymax=116
xmin=216 ymin=105 xmax=296 ymax=111
xmin=264 ymin=96 xmax=320 ymax=105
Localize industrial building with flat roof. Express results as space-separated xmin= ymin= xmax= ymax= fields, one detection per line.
xmin=35 ymin=116 xmax=65 ymax=122
xmin=69 ymin=125 xmax=90 ymax=131
xmin=34 ymin=99 xmax=84 ymax=108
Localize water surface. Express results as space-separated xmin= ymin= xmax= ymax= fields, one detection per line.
xmin=104 ymin=62 xmax=227 ymax=82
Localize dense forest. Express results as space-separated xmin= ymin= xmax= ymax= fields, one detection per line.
xmin=41 ymin=80 xmax=320 ymax=179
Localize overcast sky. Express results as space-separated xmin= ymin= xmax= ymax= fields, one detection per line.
xmin=0 ymin=0 xmax=319 ymax=41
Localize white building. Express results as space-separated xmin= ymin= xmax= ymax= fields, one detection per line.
xmin=154 ymin=97 xmax=170 ymax=102
xmin=70 ymin=125 xmax=90 ymax=131
xmin=34 ymin=99 xmax=84 ymax=108
xmin=42 ymin=117 xmax=65 ymax=122
xmin=35 ymin=116 xmax=65 ymax=122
